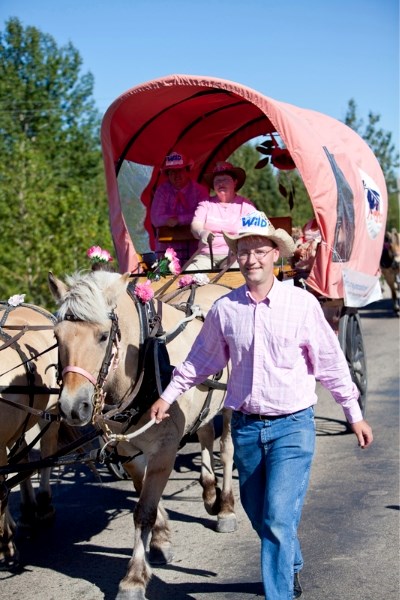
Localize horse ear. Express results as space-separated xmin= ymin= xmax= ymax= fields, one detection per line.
xmin=104 ymin=273 xmax=131 ymax=307
xmin=48 ymin=271 xmax=69 ymax=303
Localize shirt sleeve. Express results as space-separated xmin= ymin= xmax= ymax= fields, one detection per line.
xmin=161 ymin=303 xmax=230 ymax=404
xmin=191 ymin=200 xmax=209 ymax=238
xmin=304 ymin=295 xmax=362 ymax=423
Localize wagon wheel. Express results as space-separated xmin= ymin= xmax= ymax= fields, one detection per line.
xmin=338 ymin=309 xmax=367 ymax=417
xmin=106 ymin=460 xmax=129 ymax=480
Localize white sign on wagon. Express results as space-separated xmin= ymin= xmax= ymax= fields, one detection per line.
xmin=342 ymin=268 xmax=382 ymax=307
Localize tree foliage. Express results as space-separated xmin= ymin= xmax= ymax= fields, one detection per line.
xmin=0 ymin=18 xmax=112 ymax=308
xmin=229 ymin=143 xmax=313 ymax=228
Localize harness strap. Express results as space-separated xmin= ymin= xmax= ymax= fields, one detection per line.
xmin=3 ymin=426 xmax=101 ymax=489
xmin=2 ymin=325 xmax=55 ymax=331
xmin=0 ymin=327 xmax=28 ymax=351
xmin=62 ymin=365 xmax=97 ymax=386
xmin=0 ymin=394 xmax=60 ymax=421
xmin=8 ymin=420 xmax=53 ymax=464
xmin=179 ymin=371 xmax=226 ymax=449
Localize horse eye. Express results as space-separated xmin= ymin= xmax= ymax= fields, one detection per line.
xmin=99 ymin=331 xmax=109 ymax=343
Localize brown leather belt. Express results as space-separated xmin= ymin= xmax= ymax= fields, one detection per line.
xmin=233 ymin=411 xmax=286 ymax=421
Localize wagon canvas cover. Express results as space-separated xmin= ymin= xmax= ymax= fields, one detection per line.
xmin=101 ymin=74 xmax=387 ymax=305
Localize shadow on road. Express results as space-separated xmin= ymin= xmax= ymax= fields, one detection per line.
xmin=359 ymin=297 xmax=398 ymax=319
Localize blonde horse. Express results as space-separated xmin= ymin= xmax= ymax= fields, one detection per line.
xmin=0 ymin=302 xmax=59 ymax=570
xmin=48 ymin=269 xmax=236 ymax=600
xmin=380 ymin=229 xmax=400 ymax=315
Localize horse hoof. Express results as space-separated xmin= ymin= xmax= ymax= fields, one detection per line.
xmin=148 ymin=544 xmax=174 ymax=565
xmin=36 ymin=492 xmax=56 ymax=523
xmin=0 ymin=554 xmax=21 ymax=572
xmin=18 ymin=504 xmax=38 ymax=537
xmin=216 ymin=515 xmax=238 ymax=533
xmin=116 ymin=588 xmax=148 ymax=600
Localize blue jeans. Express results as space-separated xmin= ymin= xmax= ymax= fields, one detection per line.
xmin=231 ymin=407 xmax=315 ymax=600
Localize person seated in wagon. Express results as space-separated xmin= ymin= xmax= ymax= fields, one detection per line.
xmin=291 ymin=216 xmax=321 ymax=277
xmin=150 ymin=151 xmax=208 ymax=260
xmin=188 ymin=161 xmax=256 ymax=270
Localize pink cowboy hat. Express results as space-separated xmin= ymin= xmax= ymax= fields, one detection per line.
xmin=204 ymin=161 xmax=246 ymax=190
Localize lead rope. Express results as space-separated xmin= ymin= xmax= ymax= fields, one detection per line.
xmin=99 ymin=417 xmax=157 ymax=460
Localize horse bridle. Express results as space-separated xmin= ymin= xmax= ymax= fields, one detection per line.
xmin=60 ymin=309 xmax=122 ymax=423
xmin=59 ymin=289 xmax=163 ymax=434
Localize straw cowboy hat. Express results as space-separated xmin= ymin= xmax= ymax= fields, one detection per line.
xmin=162 ymin=151 xmax=194 ymax=171
xmin=223 ymin=210 xmax=295 ymax=257
xmin=204 ymin=161 xmax=246 ymax=190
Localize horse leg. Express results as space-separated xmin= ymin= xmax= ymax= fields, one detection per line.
xmin=35 ymin=420 xmax=60 ymax=523
xmin=196 ymin=412 xmax=237 ymax=533
xmin=0 ymin=447 xmax=19 ymax=570
xmin=120 ymin=453 xmax=173 ymax=566
xmin=394 ymin=270 xmax=400 ymax=315
xmin=117 ymin=451 xmax=176 ymax=600
xmin=217 ymin=408 xmax=237 ymax=533
xmin=18 ymin=475 xmax=39 ymax=535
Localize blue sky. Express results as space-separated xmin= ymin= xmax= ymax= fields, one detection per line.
xmin=1 ymin=0 xmax=399 ymax=152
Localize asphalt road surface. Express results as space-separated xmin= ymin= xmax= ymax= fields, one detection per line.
xmin=1 ymin=295 xmax=399 ymax=600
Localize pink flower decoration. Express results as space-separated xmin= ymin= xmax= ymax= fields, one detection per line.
xmin=164 ymin=247 xmax=178 ymax=261
xmin=134 ymin=281 xmax=155 ymax=303
xmin=169 ymin=258 xmax=181 ymax=275
xmin=87 ymin=245 xmax=113 ymax=263
xmin=178 ymin=274 xmax=194 ymax=288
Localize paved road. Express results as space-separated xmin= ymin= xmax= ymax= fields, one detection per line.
xmin=2 ymin=296 xmax=399 ymax=600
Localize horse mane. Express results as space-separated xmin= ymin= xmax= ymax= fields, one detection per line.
xmin=56 ymin=270 xmax=122 ymax=324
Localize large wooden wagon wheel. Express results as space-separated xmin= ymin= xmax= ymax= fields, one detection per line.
xmin=338 ymin=308 xmax=368 ymax=417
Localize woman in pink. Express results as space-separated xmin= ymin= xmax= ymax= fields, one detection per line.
xmin=189 ymin=162 xmax=255 ymax=270
xmin=150 ymin=151 xmax=208 ymax=259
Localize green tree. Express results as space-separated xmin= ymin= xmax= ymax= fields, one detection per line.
xmin=344 ymin=99 xmax=399 ymax=230
xmin=0 ymin=18 xmax=112 ymax=308
xmin=229 ymin=143 xmax=313 ymax=228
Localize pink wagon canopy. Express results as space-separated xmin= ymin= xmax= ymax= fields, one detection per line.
xmin=101 ymin=74 xmax=387 ymax=305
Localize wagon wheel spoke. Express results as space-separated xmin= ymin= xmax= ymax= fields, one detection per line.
xmin=339 ymin=312 xmax=367 ymax=416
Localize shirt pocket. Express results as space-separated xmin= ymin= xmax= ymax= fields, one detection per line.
xmin=268 ymin=334 xmax=300 ymax=369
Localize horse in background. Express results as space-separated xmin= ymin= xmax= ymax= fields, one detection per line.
xmin=0 ymin=301 xmax=59 ymax=570
xmin=48 ymin=269 xmax=237 ymax=600
xmin=380 ymin=229 xmax=400 ymax=315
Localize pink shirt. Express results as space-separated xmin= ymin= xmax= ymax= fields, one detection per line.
xmin=151 ymin=180 xmax=208 ymax=254
xmin=192 ymin=196 xmax=255 ymax=255
xmin=161 ymin=279 xmax=363 ymax=424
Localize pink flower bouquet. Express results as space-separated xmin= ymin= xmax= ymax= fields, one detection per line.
xmin=134 ymin=280 xmax=155 ymax=303
xmin=87 ymin=246 xmax=114 ymax=263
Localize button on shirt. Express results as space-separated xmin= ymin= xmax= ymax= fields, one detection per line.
xmin=161 ymin=279 xmax=363 ymax=424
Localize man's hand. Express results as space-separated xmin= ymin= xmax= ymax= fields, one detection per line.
xmin=350 ymin=419 xmax=373 ymax=449
xmin=150 ymin=398 xmax=171 ymax=424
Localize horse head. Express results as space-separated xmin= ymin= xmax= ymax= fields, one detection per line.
xmin=48 ymin=270 xmax=136 ymax=426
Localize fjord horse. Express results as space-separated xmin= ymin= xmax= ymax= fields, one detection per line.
xmin=380 ymin=229 xmax=400 ymax=315
xmin=0 ymin=302 xmax=59 ymax=570
xmin=48 ymin=269 xmax=236 ymax=600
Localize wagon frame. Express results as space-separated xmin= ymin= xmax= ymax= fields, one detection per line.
xmin=100 ymin=74 xmax=388 ymax=417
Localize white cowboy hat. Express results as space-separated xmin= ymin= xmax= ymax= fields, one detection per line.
xmin=162 ymin=151 xmax=194 ymax=171
xmin=223 ymin=210 xmax=295 ymax=257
